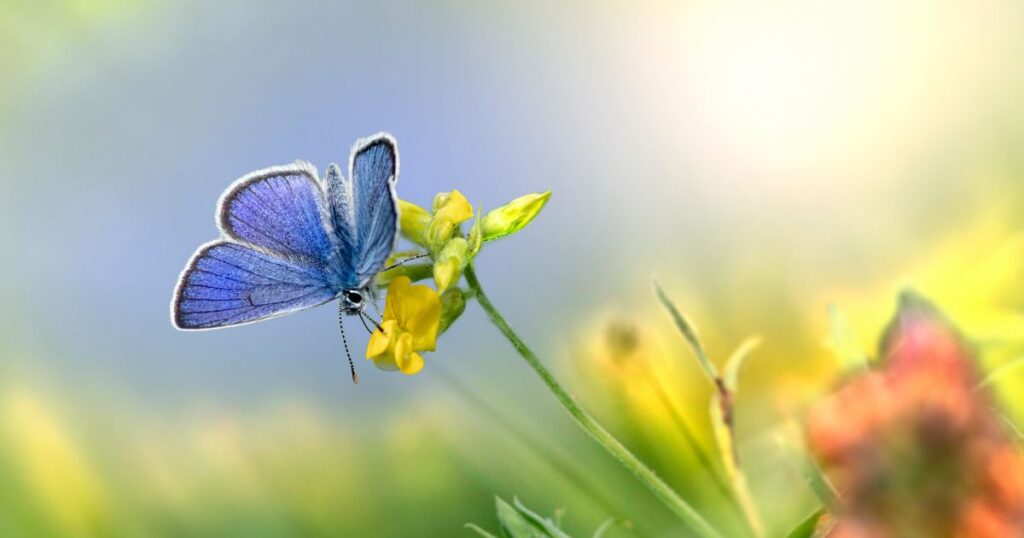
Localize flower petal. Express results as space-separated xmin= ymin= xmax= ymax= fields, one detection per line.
xmin=372 ymin=355 xmax=400 ymax=371
xmin=366 ymin=319 xmax=398 ymax=358
xmin=399 ymin=352 xmax=425 ymax=375
xmin=383 ymin=276 xmax=412 ymax=321
xmin=434 ymin=190 xmax=473 ymax=225
xmin=399 ymin=286 xmax=440 ymax=351
xmin=394 ymin=332 xmax=413 ymax=369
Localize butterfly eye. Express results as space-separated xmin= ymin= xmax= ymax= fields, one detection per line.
xmin=345 ymin=291 xmax=363 ymax=305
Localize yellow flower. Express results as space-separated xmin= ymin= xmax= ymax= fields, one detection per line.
xmin=428 ymin=190 xmax=473 ymax=251
xmin=393 ymin=189 xmax=550 ymax=293
xmin=366 ymin=276 xmax=441 ymax=375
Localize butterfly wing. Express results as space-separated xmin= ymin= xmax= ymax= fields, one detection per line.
xmin=324 ymin=133 xmax=399 ymax=287
xmin=172 ymin=162 xmax=342 ymax=330
xmin=217 ymin=161 xmax=336 ymax=264
xmin=172 ymin=241 xmax=337 ymax=330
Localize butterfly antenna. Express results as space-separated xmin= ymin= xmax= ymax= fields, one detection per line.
xmin=338 ymin=302 xmax=358 ymax=384
xmin=360 ymin=310 xmax=385 ymax=335
xmin=382 ymin=253 xmax=431 ymax=272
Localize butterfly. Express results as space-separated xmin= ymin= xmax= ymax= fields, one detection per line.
xmin=171 ymin=133 xmax=403 ymax=382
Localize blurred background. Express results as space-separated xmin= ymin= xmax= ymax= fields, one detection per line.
xmin=1 ymin=0 xmax=1023 ymax=536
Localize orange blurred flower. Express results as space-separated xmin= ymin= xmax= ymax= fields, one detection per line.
xmin=808 ymin=293 xmax=1024 ymax=538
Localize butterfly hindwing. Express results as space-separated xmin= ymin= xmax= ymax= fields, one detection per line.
xmin=172 ymin=241 xmax=336 ymax=330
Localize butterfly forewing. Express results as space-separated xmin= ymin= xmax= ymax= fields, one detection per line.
xmin=218 ymin=161 xmax=335 ymax=263
xmin=349 ymin=135 xmax=399 ymax=283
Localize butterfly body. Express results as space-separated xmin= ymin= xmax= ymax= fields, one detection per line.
xmin=171 ymin=133 xmax=399 ymax=331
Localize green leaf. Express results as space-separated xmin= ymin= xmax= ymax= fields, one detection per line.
xmin=827 ymin=304 xmax=868 ymax=374
xmin=784 ymin=508 xmax=826 ymax=538
xmin=512 ymin=497 xmax=573 ymax=538
xmin=495 ymin=497 xmax=549 ymax=538
xmin=653 ymin=280 xmax=718 ymax=382
xmin=466 ymin=523 xmax=503 ymax=538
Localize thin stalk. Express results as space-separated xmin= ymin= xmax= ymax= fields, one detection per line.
xmin=654 ymin=282 xmax=765 ymax=537
xmin=464 ymin=265 xmax=723 ymax=538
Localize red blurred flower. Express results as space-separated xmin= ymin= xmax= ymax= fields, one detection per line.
xmin=807 ymin=293 xmax=1024 ymax=538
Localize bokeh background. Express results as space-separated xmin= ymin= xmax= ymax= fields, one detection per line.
xmin=1 ymin=1 xmax=1023 ymax=536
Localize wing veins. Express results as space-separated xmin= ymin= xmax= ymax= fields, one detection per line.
xmin=183 ymin=288 xmax=327 ymax=314
xmin=205 ymin=251 xmax=320 ymax=286
xmin=227 ymin=212 xmax=301 ymax=254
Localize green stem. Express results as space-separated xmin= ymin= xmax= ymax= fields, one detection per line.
xmin=464 ymin=265 xmax=723 ymax=538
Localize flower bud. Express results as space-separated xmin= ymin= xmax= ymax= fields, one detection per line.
xmin=398 ymin=199 xmax=431 ymax=247
xmin=432 ymin=237 xmax=470 ymax=292
xmin=376 ymin=262 xmax=433 ymax=288
xmin=428 ymin=190 xmax=473 ymax=252
xmin=481 ymin=191 xmax=551 ymax=241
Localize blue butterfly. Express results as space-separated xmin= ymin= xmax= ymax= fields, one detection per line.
xmin=171 ymin=134 xmax=401 ymax=379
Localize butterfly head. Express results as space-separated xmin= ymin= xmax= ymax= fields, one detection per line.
xmin=340 ymin=288 xmax=369 ymax=315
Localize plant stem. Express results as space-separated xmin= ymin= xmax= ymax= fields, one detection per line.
xmin=464 ymin=265 xmax=723 ymax=538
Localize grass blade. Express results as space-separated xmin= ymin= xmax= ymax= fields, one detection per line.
xmin=710 ymin=392 xmax=764 ymax=538
xmin=592 ymin=518 xmax=624 ymax=538
xmin=466 ymin=523 xmax=503 ymax=538
xmin=775 ymin=426 xmax=841 ymax=511
xmin=784 ymin=508 xmax=826 ymax=538
xmin=723 ymin=337 xmax=762 ymax=392
xmin=654 ymin=280 xmax=718 ymax=382
xmin=512 ymin=497 xmax=572 ymax=538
